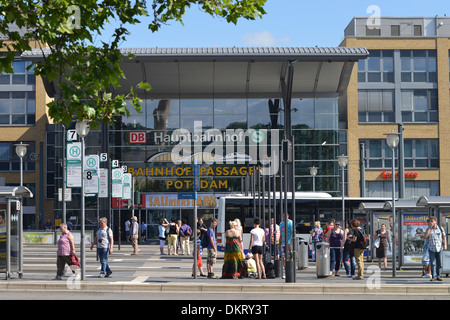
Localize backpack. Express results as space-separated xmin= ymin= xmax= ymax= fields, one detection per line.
xmin=356 ymin=228 xmax=369 ymax=250
xmin=201 ymin=232 xmax=209 ymax=249
xmin=265 ymin=262 xmax=275 ymax=279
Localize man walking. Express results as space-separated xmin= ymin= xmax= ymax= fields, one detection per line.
xmin=131 ymin=216 xmax=139 ymax=255
xmin=424 ymin=216 xmax=447 ymax=281
xmin=91 ymin=217 xmax=113 ymax=278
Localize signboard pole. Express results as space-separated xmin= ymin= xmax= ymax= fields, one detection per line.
xmin=193 ymin=158 xmax=198 ymax=280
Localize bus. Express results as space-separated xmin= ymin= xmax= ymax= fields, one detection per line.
xmin=216 ymin=192 xmax=390 ymax=253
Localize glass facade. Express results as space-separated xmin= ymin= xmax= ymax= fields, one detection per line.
xmin=49 ymin=95 xmax=345 ymax=237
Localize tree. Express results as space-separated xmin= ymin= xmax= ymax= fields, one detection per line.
xmin=0 ymin=0 xmax=266 ymax=128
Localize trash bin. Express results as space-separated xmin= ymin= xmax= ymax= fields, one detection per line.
xmin=315 ymin=242 xmax=330 ymax=278
xmin=297 ymin=238 xmax=309 ymax=270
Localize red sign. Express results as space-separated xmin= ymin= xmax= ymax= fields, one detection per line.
xmin=381 ymin=171 xmax=418 ymax=179
xmin=112 ymin=198 xmax=130 ymax=209
xmin=129 ymin=131 xmax=147 ymax=144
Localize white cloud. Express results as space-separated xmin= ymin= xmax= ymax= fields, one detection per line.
xmin=241 ymin=31 xmax=291 ymax=47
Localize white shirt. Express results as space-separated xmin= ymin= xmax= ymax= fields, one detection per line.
xmin=250 ymin=227 xmax=265 ymax=247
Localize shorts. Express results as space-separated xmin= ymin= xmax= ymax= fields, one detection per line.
xmin=193 ymin=253 xmax=203 ymax=267
xmin=207 ymin=248 xmax=216 ymax=265
xmin=252 ymin=245 xmax=264 ymax=255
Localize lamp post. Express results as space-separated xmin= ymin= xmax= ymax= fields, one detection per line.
xmin=14 ymin=142 xmax=28 ymax=278
xmin=337 ymin=155 xmax=348 ymax=226
xmin=76 ymin=120 xmax=90 ymax=280
xmin=384 ymin=130 xmax=400 ymax=278
xmin=310 ymin=166 xmax=318 ymax=192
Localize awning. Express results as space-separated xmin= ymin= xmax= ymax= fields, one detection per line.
xmin=21 ymin=47 xmax=369 ymax=100
xmin=416 ymin=196 xmax=450 ymax=207
xmin=0 ymin=186 xmax=34 ymax=198
xmin=384 ymin=201 xmax=418 ymax=210
xmin=358 ymin=202 xmax=386 ymax=210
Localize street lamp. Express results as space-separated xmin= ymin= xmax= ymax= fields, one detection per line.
xmin=14 ymin=142 xmax=29 ymax=186
xmin=384 ymin=130 xmax=400 ymax=278
xmin=310 ymin=166 xmax=318 ymax=192
xmin=13 ymin=142 xmax=28 ymax=279
xmin=337 ymin=155 xmax=348 ymax=226
xmin=76 ymin=120 xmax=90 ymax=280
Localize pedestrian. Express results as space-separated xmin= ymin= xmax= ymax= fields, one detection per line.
xmin=54 ymin=223 xmax=76 ymax=280
xmin=197 ymin=217 xmax=208 ymax=243
xmin=245 ymin=253 xmax=257 ymax=278
xmin=177 ymin=219 xmax=182 ymax=253
xmin=374 ymin=224 xmax=391 ymax=271
xmin=279 ymin=212 xmax=293 ymax=271
xmin=140 ymin=220 xmax=147 ymax=242
xmin=309 ymin=221 xmax=323 ymax=262
xmin=159 ymin=218 xmax=169 ymax=255
xmin=125 ymin=218 xmax=131 ymax=242
xmin=44 ymin=218 xmax=53 ymax=231
xmin=329 ymin=221 xmax=343 ymax=276
xmin=342 ymin=220 xmax=356 ymax=278
xmin=221 ymin=220 xmax=247 ymax=279
xmin=192 ymin=229 xmax=206 ymax=277
xmin=269 ymin=218 xmax=280 ymax=260
xmin=179 ymin=218 xmax=192 ymax=255
xmin=234 ymin=218 xmax=244 ymax=253
xmin=349 ymin=219 xmax=365 ymax=280
xmin=167 ymin=217 xmax=179 ymax=255
xmin=323 ymin=218 xmax=335 ymax=242
xmin=421 ymin=237 xmax=432 ymax=279
xmin=424 ymin=216 xmax=447 ymax=281
xmin=90 ymin=217 xmax=113 ymax=278
xmin=66 ymin=219 xmax=73 ymax=231
xmin=130 ymin=216 xmax=139 ymax=255
xmin=249 ymin=218 xmax=266 ymax=279
xmin=206 ymin=218 xmax=218 ymax=279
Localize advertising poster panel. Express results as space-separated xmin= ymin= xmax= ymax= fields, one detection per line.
xmin=402 ymin=213 xmax=428 ymax=265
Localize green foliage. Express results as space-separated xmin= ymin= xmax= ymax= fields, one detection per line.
xmin=0 ymin=0 xmax=266 ymax=128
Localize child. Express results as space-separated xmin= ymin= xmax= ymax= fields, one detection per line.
xmin=245 ymin=253 xmax=257 ymax=278
xmin=192 ymin=229 xmax=206 ymax=277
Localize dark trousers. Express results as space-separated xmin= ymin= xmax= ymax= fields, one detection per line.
xmin=57 ymin=255 xmax=71 ymax=276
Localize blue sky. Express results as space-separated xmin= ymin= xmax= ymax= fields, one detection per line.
xmin=101 ymin=0 xmax=450 ymax=48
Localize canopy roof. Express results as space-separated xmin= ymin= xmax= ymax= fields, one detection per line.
xmin=22 ymin=47 xmax=369 ymax=100
xmin=0 ymin=186 xmax=33 ymax=198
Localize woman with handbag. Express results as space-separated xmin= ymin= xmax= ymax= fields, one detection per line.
xmin=54 ymin=223 xmax=76 ymax=280
xmin=374 ymin=224 xmax=391 ymax=271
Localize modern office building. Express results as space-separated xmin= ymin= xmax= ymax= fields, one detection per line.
xmin=0 ymin=39 xmax=53 ymax=230
xmin=341 ymin=17 xmax=450 ymax=199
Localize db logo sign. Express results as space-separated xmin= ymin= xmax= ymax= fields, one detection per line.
xmin=129 ymin=131 xmax=147 ymax=144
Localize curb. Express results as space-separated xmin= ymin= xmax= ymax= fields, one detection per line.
xmin=1 ymin=281 xmax=449 ymax=295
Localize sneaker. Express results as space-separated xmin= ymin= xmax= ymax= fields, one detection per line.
xmin=422 ymin=274 xmax=432 ymax=279
xmin=98 ymin=274 xmax=105 ymax=278
xmin=53 ymin=275 xmax=62 ymax=280
xmin=105 ymin=271 xmax=112 ymax=278
xmin=353 ymin=276 xmax=363 ymax=280
xmin=207 ymin=273 xmax=217 ymax=279
xmin=437 ymin=277 xmax=443 ymax=281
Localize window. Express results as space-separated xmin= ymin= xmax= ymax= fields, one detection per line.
xmin=414 ymin=25 xmax=422 ymax=36
xmin=366 ymin=26 xmax=380 ymax=36
xmin=0 ymin=141 xmax=36 ymax=171
xmin=358 ymin=90 xmax=395 ymax=123
xmin=358 ymin=50 xmax=394 ymax=83
xmin=0 ymin=61 xmax=35 ymax=86
xmin=361 ymin=139 xmax=439 ymax=169
xmin=400 ymin=50 xmax=436 ymax=83
xmin=401 ymin=89 xmax=438 ymax=122
xmin=0 ymin=91 xmax=35 ymax=125
xmin=391 ymin=25 xmax=400 ymax=36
